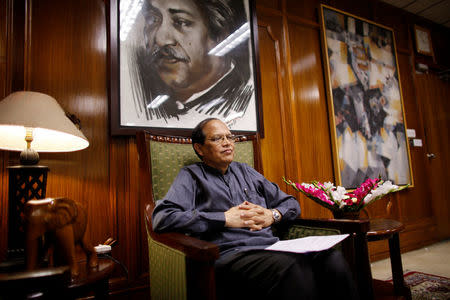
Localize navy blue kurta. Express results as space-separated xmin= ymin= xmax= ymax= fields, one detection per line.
xmin=152 ymin=161 xmax=301 ymax=260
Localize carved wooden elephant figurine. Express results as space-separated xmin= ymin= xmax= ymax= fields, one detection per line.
xmin=24 ymin=198 xmax=98 ymax=276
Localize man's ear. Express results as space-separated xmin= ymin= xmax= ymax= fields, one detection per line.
xmin=193 ymin=143 xmax=204 ymax=156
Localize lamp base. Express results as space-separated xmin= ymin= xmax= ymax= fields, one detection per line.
xmin=19 ymin=148 xmax=40 ymax=165
xmin=6 ymin=165 xmax=49 ymax=261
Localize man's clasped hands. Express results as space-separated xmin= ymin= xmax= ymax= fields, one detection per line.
xmin=224 ymin=201 xmax=275 ymax=231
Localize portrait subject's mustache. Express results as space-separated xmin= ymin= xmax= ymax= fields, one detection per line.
xmin=151 ymin=45 xmax=190 ymax=64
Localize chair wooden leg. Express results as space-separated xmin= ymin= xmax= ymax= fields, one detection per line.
xmin=388 ymin=233 xmax=412 ymax=300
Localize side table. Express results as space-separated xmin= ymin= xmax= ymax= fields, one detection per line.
xmin=68 ymin=257 xmax=115 ymax=299
xmin=0 ymin=257 xmax=115 ymax=299
xmin=367 ymin=219 xmax=412 ymax=300
xmin=0 ymin=265 xmax=71 ymax=299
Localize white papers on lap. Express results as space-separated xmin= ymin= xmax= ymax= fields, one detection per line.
xmin=265 ymin=234 xmax=349 ymax=253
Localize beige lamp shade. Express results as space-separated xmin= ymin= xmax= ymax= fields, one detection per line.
xmin=0 ymin=91 xmax=89 ymax=152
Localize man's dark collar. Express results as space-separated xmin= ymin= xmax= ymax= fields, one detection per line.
xmin=201 ymin=161 xmax=234 ymax=175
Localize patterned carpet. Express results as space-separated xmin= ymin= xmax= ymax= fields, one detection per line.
xmin=400 ymin=271 xmax=450 ymax=300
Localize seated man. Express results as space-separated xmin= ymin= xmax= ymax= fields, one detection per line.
xmin=152 ymin=118 xmax=359 ymax=300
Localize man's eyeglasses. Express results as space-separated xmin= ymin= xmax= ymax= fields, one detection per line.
xmin=207 ymin=134 xmax=240 ymax=144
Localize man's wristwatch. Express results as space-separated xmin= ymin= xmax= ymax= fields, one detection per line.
xmin=271 ymin=209 xmax=281 ymax=223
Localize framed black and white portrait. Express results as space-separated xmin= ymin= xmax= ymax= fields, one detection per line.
xmin=108 ymin=0 xmax=262 ymax=136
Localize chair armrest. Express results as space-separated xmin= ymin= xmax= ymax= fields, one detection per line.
xmin=145 ymin=203 xmax=220 ymax=262
xmin=149 ymin=230 xmax=220 ymax=262
xmin=289 ymin=218 xmax=370 ymax=234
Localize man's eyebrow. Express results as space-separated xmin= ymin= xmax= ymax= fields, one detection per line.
xmin=168 ymin=8 xmax=195 ymax=17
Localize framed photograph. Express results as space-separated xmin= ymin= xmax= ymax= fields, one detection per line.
xmin=414 ymin=25 xmax=434 ymax=57
xmin=319 ymin=4 xmax=414 ymax=189
xmin=108 ymin=0 xmax=263 ymax=136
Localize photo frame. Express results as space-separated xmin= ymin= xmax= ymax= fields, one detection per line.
xmin=108 ymin=0 xmax=263 ymax=136
xmin=413 ymin=25 xmax=434 ymax=57
xmin=319 ymin=4 xmax=414 ymax=189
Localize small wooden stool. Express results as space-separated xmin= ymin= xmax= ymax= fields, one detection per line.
xmin=367 ymin=219 xmax=412 ymax=300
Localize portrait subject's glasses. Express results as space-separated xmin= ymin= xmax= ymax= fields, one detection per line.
xmin=207 ymin=134 xmax=240 ymax=144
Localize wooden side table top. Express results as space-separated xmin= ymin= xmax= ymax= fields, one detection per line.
xmin=67 ymin=257 xmax=114 ymax=294
xmin=68 ymin=257 xmax=115 ymax=289
xmin=0 ymin=257 xmax=115 ymax=299
xmin=367 ymin=218 xmax=404 ymax=241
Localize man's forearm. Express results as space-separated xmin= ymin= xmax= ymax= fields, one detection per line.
xmin=152 ymin=204 xmax=225 ymax=233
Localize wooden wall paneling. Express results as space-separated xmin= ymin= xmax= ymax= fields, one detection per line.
xmin=366 ymin=33 xmax=438 ymax=260
xmin=23 ymin=0 xmax=151 ymax=290
xmin=23 ymin=0 xmax=31 ymax=90
xmin=286 ymin=18 xmax=334 ymax=218
xmin=256 ymin=10 xmax=293 ymax=189
xmin=109 ymin=137 xmax=138 ymax=288
xmin=108 ymin=137 xmax=126 ymax=283
xmin=323 ymin=0 xmax=374 ymax=21
xmin=1 ymin=0 xmax=18 ymax=263
xmin=431 ymin=27 xmax=450 ymax=68
xmin=0 ymin=61 xmax=5 ymax=97
xmin=0 ymin=0 xmax=7 ymax=97
xmin=367 ymin=51 xmax=445 ymax=259
xmin=0 ymin=150 xmax=6 ymax=262
xmin=414 ymin=74 xmax=450 ymax=238
xmin=372 ymin=0 xmax=411 ymax=51
xmin=364 ymin=52 xmax=433 ymax=222
xmin=369 ymin=216 xmax=438 ymax=261
xmin=0 ymin=0 xmax=5 ymax=55
xmin=364 ymin=195 xmax=397 ymax=220
xmin=395 ymin=53 xmax=434 ymax=223
xmin=285 ymin=0 xmax=320 ymax=23
xmin=26 ymin=0 xmax=112 ymax=245
xmin=133 ymin=136 xmax=150 ymax=287
xmin=1 ymin=0 xmax=11 ymax=92
xmin=0 ymin=0 xmax=8 ymax=262
xmin=10 ymin=0 xmax=25 ymax=93
xmin=397 ymin=217 xmax=439 ymax=252
xmin=109 ymin=136 xmax=149 ymax=292
xmin=256 ymin=0 xmax=282 ymax=12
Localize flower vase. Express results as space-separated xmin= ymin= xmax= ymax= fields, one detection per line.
xmin=332 ymin=210 xmax=360 ymax=220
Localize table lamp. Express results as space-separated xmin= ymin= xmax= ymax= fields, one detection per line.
xmin=0 ymin=91 xmax=89 ymax=260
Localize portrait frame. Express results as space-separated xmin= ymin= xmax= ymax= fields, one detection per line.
xmin=319 ymin=4 xmax=414 ymax=189
xmin=108 ymin=0 xmax=263 ymax=137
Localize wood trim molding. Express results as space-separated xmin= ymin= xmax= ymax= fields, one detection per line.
xmin=397 ymin=47 xmax=411 ymax=55
xmin=23 ymin=0 xmax=32 ymax=90
xmin=286 ymin=14 xmax=320 ymax=29
xmin=257 ymin=21 xmax=293 ymax=189
xmin=255 ymin=5 xmax=283 ymax=17
xmin=3 ymin=0 xmax=13 ymax=96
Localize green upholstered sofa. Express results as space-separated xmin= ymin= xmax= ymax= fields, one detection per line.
xmin=137 ymin=130 xmax=372 ymax=300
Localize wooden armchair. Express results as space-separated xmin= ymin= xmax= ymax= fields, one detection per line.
xmin=137 ymin=130 xmax=373 ymax=300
